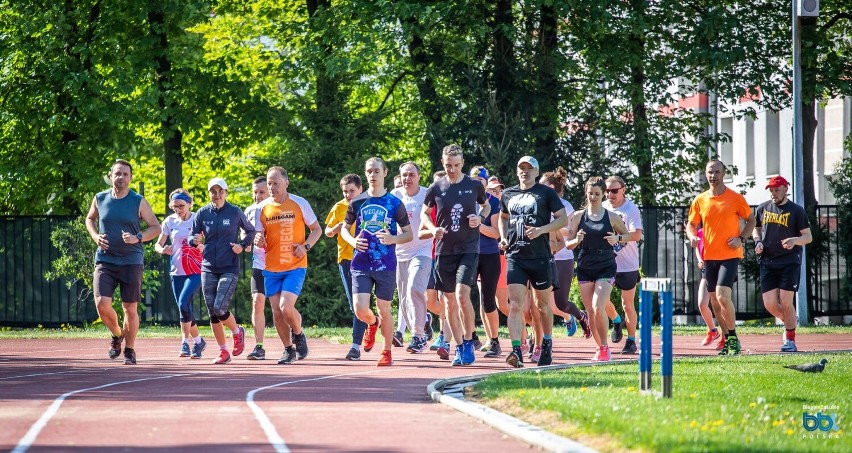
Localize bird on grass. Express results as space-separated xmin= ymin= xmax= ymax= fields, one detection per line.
xmin=784 ymin=358 xmax=828 ymax=373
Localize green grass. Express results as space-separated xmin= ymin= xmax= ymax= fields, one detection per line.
xmin=471 ymin=353 xmax=851 ymax=452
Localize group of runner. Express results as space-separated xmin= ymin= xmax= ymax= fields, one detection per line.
xmin=85 ymin=154 xmax=811 ymax=366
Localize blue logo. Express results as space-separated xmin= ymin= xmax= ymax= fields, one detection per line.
xmin=360 ymin=204 xmax=389 ymax=235
xmin=803 ymin=412 xmax=840 ymax=432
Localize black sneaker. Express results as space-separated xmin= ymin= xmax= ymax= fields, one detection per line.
xmin=611 ymin=320 xmax=624 ymax=344
xmin=621 ymin=338 xmax=637 ymax=354
xmin=278 ymin=346 xmax=297 ymax=364
xmin=294 ymin=333 xmax=308 ymax=360
xmin=538 ymin=339 xmax=553 ymax=366
xmin=392 ymin=331 xmax=404 ymax=347
xmin=247 ymin=345 xmax=266 ymax=360
xmin=483 ymin=339 xmax=502 ymax=358
xmin=345 ymin=347 xmax=361 ymax=361
xmin=123 ymin=348 xmax=136 ymax=365
xmin=424 ymin=313 xmax=434 ymax=341
xmin=109 ymin=334 xmax=124 ymax=359
xmin=505 ymin=347 xmax=524 ymax=368
xmin=472 ymin=332 xmax=482 ymax=350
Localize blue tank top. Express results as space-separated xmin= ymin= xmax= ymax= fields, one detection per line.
xmin=94 ymin=190 xmax=144 ymax=265
xmin=577 ymin=209 xmax=616 ymax=269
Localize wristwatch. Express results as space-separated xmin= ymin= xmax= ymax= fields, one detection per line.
xmin=304 ymin=243 xmax=312 ymax=251
xmin=739 ymin=236 xmax=746 ymax=243
xmin=136 ymin=233 xmax=143 ymax=243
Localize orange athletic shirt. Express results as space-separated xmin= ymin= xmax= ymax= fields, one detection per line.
xmin=688 ymin=188 xmax=751 ymax=260
xmin=259 ymin=195 xmax=317 ymax=272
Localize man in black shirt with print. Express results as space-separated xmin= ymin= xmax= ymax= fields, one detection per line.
xmin=498 ymin=156 xmax=567 ymax=367
xmin=752 ymin=175 xmax=811 ymax=353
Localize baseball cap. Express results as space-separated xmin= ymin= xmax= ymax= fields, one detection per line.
xmin=517 ymin=156 xmax=539 ymax=170
xmin=765 ymin=175 xmax=789 ymax=189
xmin=487 ymin=177 xmax=504 ymax=190
xmin=208 ymin=177 xmax=228 ymax=191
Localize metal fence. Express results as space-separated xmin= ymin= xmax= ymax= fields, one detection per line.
xmin=1 ymin=208 xmax=849 ymax=327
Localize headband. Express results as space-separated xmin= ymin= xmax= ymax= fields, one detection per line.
xmin=171 ymin=193 xmax=192 ymax=204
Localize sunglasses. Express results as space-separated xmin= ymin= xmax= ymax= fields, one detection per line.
xmin=605 ymin=187 xmax=623 ymax=194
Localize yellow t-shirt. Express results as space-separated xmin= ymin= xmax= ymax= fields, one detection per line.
xmin=688 ymin=188 xmax=752 ymax=261
xmin=259 ymin=195 xmax=317 ymax=272
xmin=324 ymin=199 xmax=355 ymax=263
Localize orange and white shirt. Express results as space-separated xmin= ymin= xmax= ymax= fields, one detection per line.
xmin=688 ymin=188 xmax=751 ymax=261
xmin=257 ymin=195 xmax=318 ymax=272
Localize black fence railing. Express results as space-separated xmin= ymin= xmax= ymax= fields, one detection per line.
xmin=1 ymin=208 xmax=849 ymax=327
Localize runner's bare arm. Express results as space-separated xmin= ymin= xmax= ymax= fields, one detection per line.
xmin=685 ymin=221 xmax=700 ymax=248
xmin=564 ymin=211 xmax=583 ymax=250
xmin=137 ymin=199 xmax=162 ymax=242
xmin=84 ymin=197 xmax=107 ymax=248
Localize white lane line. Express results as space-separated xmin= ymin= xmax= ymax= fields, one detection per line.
xmin=0 ymin=368 xmax=109 ymax=381
xmin=12 ymin=373 xmax=188 ymax=453
xmin=247 ymin=368 xmax=400 ymax=453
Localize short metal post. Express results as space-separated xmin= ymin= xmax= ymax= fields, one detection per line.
xmin=639 ymin=289 xmax=652 ymax=391
xmin=661 ymin=286 xmax=673 ymax=398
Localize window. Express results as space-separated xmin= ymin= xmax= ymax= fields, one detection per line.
xmin=720 ymin=117 xmax=733 ymax=168
xmin=765 ymin=111 xmax=780 ymax=175
xmin=745 ymin=116 xmax=755 ymax=177
xmin=824 ymin=98 xmax=845 ymax=175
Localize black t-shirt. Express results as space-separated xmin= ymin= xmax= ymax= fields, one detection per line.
xmin=424 ymin=175 xmax=487 ymax=255
xmin=500 ymin=183 xmax=564 ymax=259
xmin=755 ymin=199 xmax=810 ymax=265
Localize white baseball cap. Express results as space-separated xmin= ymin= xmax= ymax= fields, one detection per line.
xmin=517 ymin=156 xmax=539 ymax=170
xmin=207 ymin=177 xmax=228 ymax=191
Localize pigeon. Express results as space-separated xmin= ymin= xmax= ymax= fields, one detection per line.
xmin=784 ymin=358 xmax=828 ymax=373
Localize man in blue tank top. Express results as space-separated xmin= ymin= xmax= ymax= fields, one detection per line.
xmin=85 ymin=159 xmax=161 ymax=365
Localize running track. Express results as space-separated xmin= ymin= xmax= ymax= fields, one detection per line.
xmin=1 ymin=333 xmax=850 ymax=452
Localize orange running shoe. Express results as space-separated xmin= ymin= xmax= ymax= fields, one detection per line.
xmin=377 ymin=349 xmax=393 ymax=366
xmin=715 ymin=334 xmax=726 ymax=351
xmin=702 ymin=329 xmax=720 ymax=346
xmin=363 ymin=321 xmax=378 ymax=352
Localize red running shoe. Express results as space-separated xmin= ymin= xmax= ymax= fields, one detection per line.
xmin=702 ymin=329 xmax=720 ymax=346
xmin=715 ymin=334 xmax=726 ymax=351
xmin=232 ymin=326 xmax=245 ymax=356
xmin=377 ymin=349 xmax=393 ymax=367
xmin=363 ymin=321 xmax=378 ymax=352
xmin=214 ymin=349 xmax=231 ymax=364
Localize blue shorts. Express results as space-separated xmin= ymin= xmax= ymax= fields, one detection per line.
xmin=263 ymin=268 xmax=307 ymax=297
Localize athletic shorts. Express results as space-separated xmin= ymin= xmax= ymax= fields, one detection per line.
xmin=93 ymin=263 xmax=143 ymax=302
xmin=614 ymin=270 xmax=641 ymax=291
xmin=263 ymin=268 xmax=307 ymax=297
xmin=251 ymin=268 xmax=265 ymax=295
xmin=506 ymin=257 xmax=552 ymax=291
xmin=352 ymin=269 xmax=396 ymax=301
xmin=497 ymin=254 xmax=508 ymax=289
xmin=760 ymin=262 xmax=801 ymax=293
xmin=427 ymin=259 xmax=437 ymax=291
xmin=705 ymin=258 xmax=739 ymax=293
xmin=435 ymin=253 xmax=478 ymax=293
xmin=576 ymin=263 xmax=617 ymax=285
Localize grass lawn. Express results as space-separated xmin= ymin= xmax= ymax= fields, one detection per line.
xmin=471 ymin=352 xmax=851 ymax=452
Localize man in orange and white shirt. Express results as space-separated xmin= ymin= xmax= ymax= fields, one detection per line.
xmin=255 ymin=166 xmax=322 ymax=364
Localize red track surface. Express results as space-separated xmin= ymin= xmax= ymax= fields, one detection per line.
xmin=1 ymin=333 xmax=850 ymax=452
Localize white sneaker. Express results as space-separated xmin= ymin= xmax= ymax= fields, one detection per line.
xmin=781 ymin=339 xmax=798 ymax=352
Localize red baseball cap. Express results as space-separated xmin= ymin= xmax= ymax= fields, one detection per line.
xmin=765 ymin=175 xmax=790 ymax=189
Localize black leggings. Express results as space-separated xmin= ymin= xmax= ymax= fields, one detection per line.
xmin=477 ymin=253 xmax=501 ymax=313
xmin=554 ymin=259 xmax=583 ymax=318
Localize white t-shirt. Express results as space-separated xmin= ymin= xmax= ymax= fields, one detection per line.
xmin=160 ymin=212 xmax=202 ymax=276
xmin=604 ymin=198 xmax=643 ymax=272
xmin=391 ymin=186 xmax=433 ymax=260
xmin=245 ymin=201 xmax=267 ymax=270
xmin=553 ymin=198 xmax=575 ymax=261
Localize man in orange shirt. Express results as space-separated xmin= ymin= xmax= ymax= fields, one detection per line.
xmin=686 ymin=160 xmax=755 ymax=355
xmin=255 ymin=166 xmax=323 ymax=364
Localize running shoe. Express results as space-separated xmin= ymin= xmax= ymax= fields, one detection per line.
xmin=345 ymin=347 xmax=361 ymax=361
xmin=565 ymin=315 xmax=577 ymax=337
xmin=247 ymin=344 xmax=266 ymax=360
xmin=278 ymin=346 xmax=297 ymax=364
xmin=780 ymin=339 xmax=798 ymax=352
xmin=392 ymin=330 xmax=404 ymax=347
xmin=530 ymin=346 xmax=542 ymax=363
xmin=462 ymin=340 xmax=476 ymax=365
xmin=424 ymin=313 xmax=434 ymax=341
xmin=377 ymin=349 xmax=393 ymax=366
xmin=538 ymin=339 xmax=553 ymax=366
xmin=578 ymin=311 xmax=592 ymax=339
xmin=406 ymin=336 xmax=427 ymax=354
xmin=621 ymin=338 xmax=637 ymax=354
xmin=294 ymin=332 xmax=308 ymax=360
xmin=716 ymin=334 xmax=726 ymax=351
xmin=611 ymin=320 xmax=623 ymax=344
xmin=483 ymin=339 xmax=502 ymax=358
xmin=598 ymin=345 xmax=611 ymax=362
xmin=479 ymin=342 xmax=489 ymax=352
xmin=109 ymin=333 xmax=124 ymax=359
xmin=180 ymin=342 xmax=191 ymax=358
xmin=521 ymin=336 xmax=530 ymax=355
xmin=123 ymin=347 xmax=137 ymax=365
xmin=702 ymin=329 xmax=720 ymax=346
xmin=429 ymin=333 xmax=445 ymax=351
xmin=363 ymin=322 xmax=379 ymax=352
xmin=232 ymin=326 xmax=246 ymax=356
xmin=437 ymin=343 xmax=450 ymax=360
xmin=725 ymin=337 xmax=741 ymax=355
xmin=505 ymin=347 xmax=524 ymax=368
xmin=214 ymin=349 xmax=231 ymax=364
xmin=191 ymin=338 xmax=206 ymax=359
xmin=451 ymin=345 xmax=464 ymax=366
xmin=472 ymin=333 xmax=482 ymax=351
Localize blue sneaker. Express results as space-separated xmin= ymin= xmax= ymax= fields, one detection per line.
xmin=565 ymin=315 xmax=577 ymax=337
xmin=190 ymin=338 xmax=206 ymax=359
xmin=461 ymin=340 xmax=476 ymax=365
xmin=430 ymin=333 xmax=445 ymax=351
xmin=180 ymin=342 xmax=191 ymax=357
xmin=451 ymin=345 xmax=464 ymax=366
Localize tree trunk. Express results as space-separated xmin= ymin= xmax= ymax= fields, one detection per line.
xmin=629 ymin=0 xmax=652 ymax=207
xmin=403 ymin=16 xmax=444 ymax=171
xmin=492 ymin=0 xmax=515 ymax=114
xmin=532 ymin=3 xmax=558 ymax=165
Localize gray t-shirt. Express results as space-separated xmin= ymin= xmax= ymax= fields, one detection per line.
xmin=94 ymin=190 xmax=144 ymax=266
xmin=423 ymin=175 xmax=486 ymax=255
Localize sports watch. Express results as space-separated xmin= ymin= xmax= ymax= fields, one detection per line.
xmin=136 ymin=233 xmax=144 ymax=243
